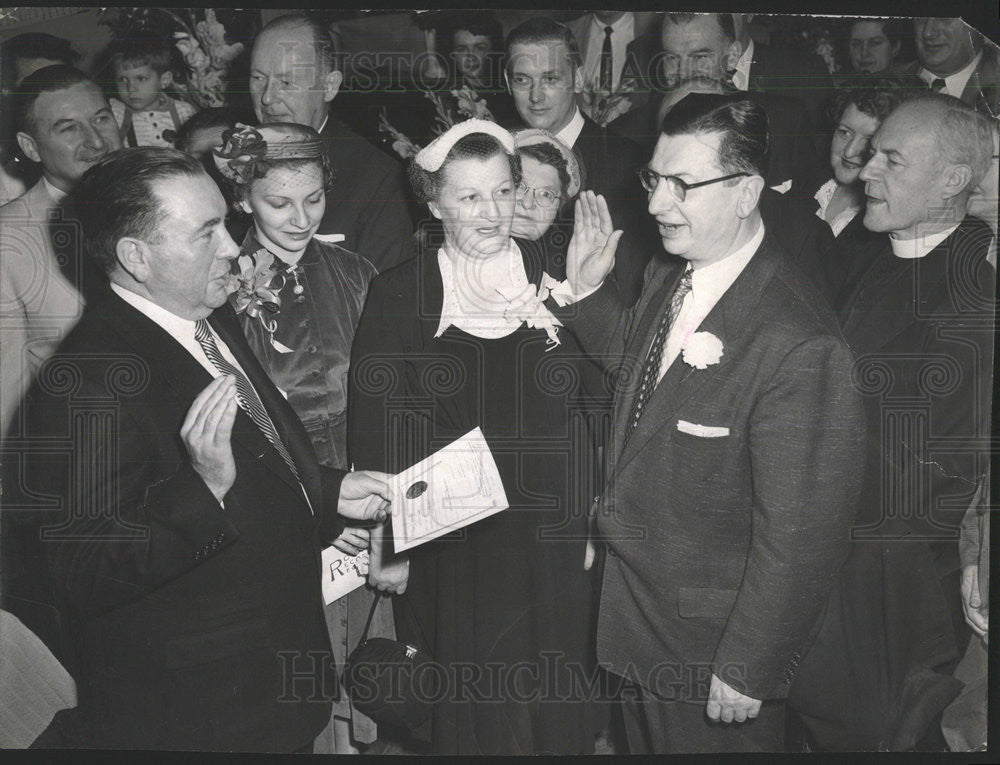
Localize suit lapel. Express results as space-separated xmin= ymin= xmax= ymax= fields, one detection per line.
xmin=611 ymin=240 xmax=779 ymax=475
xmin=207 ymin=306 xmax=315 ymax=503
xmin=607 ymin=260 xmax=681 ymax=463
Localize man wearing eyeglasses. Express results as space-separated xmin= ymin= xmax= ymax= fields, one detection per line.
xmin=554 ymin=92 xmax=864 ymax=753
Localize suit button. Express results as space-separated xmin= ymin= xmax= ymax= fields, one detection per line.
xmin=607 ymin=548 xmax=618 ymax=558
xmin=593 ymin=495 xmax=601 ymax=505
xmin=306 ymin=345 xmax=318 ymax=354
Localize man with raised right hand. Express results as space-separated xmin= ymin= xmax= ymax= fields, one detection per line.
xmin=1 ymin=147 xmax=392 ymax=751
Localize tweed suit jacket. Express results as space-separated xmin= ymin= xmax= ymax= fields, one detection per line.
xmin=556 ymin=233 xmax=865 ymax=701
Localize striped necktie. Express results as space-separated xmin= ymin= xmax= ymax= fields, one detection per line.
xmin=194 ymin=319 xmax=300 ymax=481
xmin=624 ymin=269 xmax=693 ymax=446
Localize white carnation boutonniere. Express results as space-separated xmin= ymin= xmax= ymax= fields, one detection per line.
xmin=682 ymin=332 xmax=724 ymax=369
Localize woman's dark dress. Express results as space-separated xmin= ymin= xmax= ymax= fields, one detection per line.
xmin=232 ymin=231 xmax=393 ymax=746
xmin=348 ymin=240 xmax=600 ymax=755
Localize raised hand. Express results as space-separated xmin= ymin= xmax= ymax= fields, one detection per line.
xmin=567 ymin=190 xmax=623 ymax=294
xmin=181 ymin=375 xmax=239 ymax=502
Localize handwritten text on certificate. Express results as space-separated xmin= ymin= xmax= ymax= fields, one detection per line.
xmin=388 ymin=427 xmax=509 ymax=552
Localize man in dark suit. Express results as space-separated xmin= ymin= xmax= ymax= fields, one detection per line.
xmin=613 ymin=13 xmax=823 ymax=196
xmin=0 ymin=148 xmax=392 ymax=750
xmin=505 ymin=16 xmax=656 ymax=306
xmin=249 ymin=15 xmax=413 ymax=273
xmin=788 ymin=93 xmax=996 ymax=751
xmin=552 ymin=94 xmax=864 ymax=753
xmin=730 ymin=13 xmax=836 ymax=156
xmin=893 ymin=17 xmax=999 ymax=119
xmin=566 ymin=11 xmax=662 ymax=123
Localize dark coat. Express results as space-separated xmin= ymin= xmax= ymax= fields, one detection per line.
xmin=745 ymin=42 xmax=837 ymax=157
xmin=1 ymin=287 xmax=349 ymax=750
xmin=554 ymin=234 xmax=865 ymax=703
xmin=788 ymin=217 xmax=996 ymax=750
xmin=319 ymin=117 xmax=415 ymax=274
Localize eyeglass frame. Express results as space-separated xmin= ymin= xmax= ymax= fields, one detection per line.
xmin=516 ymin=181 xmax=563 ymax=209
xmin=637 ymin=167 xmax=750 ymax=201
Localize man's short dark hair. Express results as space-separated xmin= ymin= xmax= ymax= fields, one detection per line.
xmin=505 ymin=17 xmax=582 ymax=69
xmin=663 ymin=13 xmax=735 ymax=43
xmin=108 ymin=30 xmax=177 ymax=75
xmin=1 ymin=33 xmax=79 ymax=93
xmin=260 ymin=14 xmax=339 ymax=75
xmin=660 ymin=93 xmax=769 ymax=178
xmin=72 ymin=148 xmax=207 ymax=275
xmin=173 ymin=107 xmax=238 ymax=153
xmin=8 ymin=65 xmax=97 ymax=136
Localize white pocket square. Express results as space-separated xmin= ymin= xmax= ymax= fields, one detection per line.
xmin=770 ymin=179 xmax=793 ymax=194
xmin=677 ymin=420 xmax=730 ymax=438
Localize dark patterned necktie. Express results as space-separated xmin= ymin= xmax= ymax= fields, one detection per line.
xmin=931 ymin=77 xmax=947 ymax=91
xmin=624 ymin=269 xmax=693 ymax=446
xmin=194 ymin=319 xmax=300 ymax=481
xmin=600 ymin=26 xmax=614 ymax=91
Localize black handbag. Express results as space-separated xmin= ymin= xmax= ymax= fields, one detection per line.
xmin=343 ymin=591 xmax=435 ymax=731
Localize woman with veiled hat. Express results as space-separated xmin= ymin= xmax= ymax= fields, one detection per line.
xmin=348 ymin=119 xmax=620 ymax=755
xmin=213 ymin=122 xmax=395 ymax=754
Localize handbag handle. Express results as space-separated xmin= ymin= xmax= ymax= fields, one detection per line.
xmin=357 ymin=590 xmax=433 ymax=654
xmin=359 ymin=590 xmax=383 ymax=645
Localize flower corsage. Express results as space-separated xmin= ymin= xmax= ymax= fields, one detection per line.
xmin=229 ymin=247 xmax=298 ymax=353
xmin=682 ymin=332 xmax=724 ymax=369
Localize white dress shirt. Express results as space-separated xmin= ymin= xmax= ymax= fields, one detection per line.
xmin=889 ymin=223 xmax=960 ymax=259
xmin=555 ymin=107 xmax=586 ymax=150
xmin=658 ymin=221 xmax=765 ymax=380
xmin=732 ymin=39 xmax=754 ymax=91
xmin=42 ymin=176 xmax=68 ymax=204
xmin=582 ymin=12 xmax=635 ymax=92
xmin=919 ymin=51 xmax=982 ymax=99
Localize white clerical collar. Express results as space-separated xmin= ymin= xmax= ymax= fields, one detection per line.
xmin=889 ymin=223 xmax=960 ymax=259
xmin=590 ymin=12 xmax=634 ymax=37
xmin=554 ymin=107 xmax=586 ymax=149
xmin=42 ymin=176 xmax=68 ymax=203
xmin=732 ymin=39 xmax=754 ymax=91
xmin=689 ymin=219 xmax=765 ymax=306
xmin=919 ymin=50 xmax=982 ymax=99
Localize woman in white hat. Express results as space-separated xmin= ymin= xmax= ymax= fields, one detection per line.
xmin=349 ymin=119 xmax=619 ymax=755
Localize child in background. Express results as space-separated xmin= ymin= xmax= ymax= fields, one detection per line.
xmin=108 ymin=31 xmax=196 ymax=147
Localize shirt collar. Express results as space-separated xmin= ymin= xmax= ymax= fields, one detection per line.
xmin=732 ymin=39 xmax=754 ymax=91
xmin=554 ymin=107 xmax=586 ymax=149
xmin=317 ymin=114 xmax=329 ymax=134
xmin=919 ymin=50 xmax=982 ymax=98
xmin=42 ymin=176 xmax=68 ymax=203
xmin=689 ymin=219 xmax=765 ymax=307
xmin=110 ymin=282 xmax=199 ymax=342
xmin=889 ymin=223 xmax=960 ymax=259
xmin=590 ymin=12 xmax=634 ymax=36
